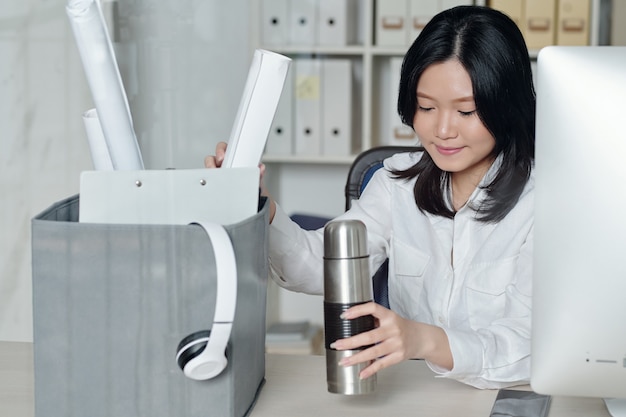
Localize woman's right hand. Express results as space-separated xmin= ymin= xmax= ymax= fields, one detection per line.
xmin=204 ymin=141 xmax=228 ymax=169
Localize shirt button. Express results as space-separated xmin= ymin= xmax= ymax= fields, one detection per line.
xmin=438 ymin=316 xmax=445 ymax=324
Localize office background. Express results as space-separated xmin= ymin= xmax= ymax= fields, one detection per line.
xmin=1 ymin=0 xmax=622 ymax=343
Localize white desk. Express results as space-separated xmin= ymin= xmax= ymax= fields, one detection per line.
xmin=0 ymin=341 xmax=610 ymax=417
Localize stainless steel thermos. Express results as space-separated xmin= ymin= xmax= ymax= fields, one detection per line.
xmin=323 ymin=219 xmax=377 ymax=395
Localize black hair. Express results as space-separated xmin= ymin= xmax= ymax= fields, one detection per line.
xmin=395 ymin=5 xmax=536 ymax=222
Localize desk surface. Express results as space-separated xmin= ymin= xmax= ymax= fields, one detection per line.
xmin=0 ymin=341 xmax=610 ymax=417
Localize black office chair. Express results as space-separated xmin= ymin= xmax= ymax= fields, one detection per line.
xmin=344 ymin=145 xmax=424 ymax=308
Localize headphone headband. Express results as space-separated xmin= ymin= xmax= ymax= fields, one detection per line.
xmin=176 ymin=221 xmax=237 ymax=380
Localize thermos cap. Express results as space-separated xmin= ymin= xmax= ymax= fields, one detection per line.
xmin=324 ymin=220 xmax=368 ymax=259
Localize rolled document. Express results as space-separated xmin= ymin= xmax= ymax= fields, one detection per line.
xmin=67 ymin=0 xmax=144 ymax=170
xmin=223 ymin=49 xmax=291 ymax=168
xmin=82 ymin=108 xmax=114 ymax=171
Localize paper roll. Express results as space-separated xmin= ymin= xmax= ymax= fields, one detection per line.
xmin=223 ymin=49 xmax=291 ymax=168
xmin=67 ymin=0 xmax=144 ymax=170
xmin=82 ymin=108 xmax=114 ymax=171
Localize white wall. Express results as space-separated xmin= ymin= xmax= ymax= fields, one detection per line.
xmin=0 ymin=0 xmax=94 ymax=341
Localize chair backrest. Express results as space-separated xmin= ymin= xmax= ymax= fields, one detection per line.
xmin=343 ymin=145 xmax=422 ymax=309
xmin=344 ymin=145 xmax=423 ymax=210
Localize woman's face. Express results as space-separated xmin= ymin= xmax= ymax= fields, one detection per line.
xmin=413 ymin=60 xmax=496 ymax=181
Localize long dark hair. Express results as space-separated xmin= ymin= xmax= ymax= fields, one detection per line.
xmin=395 ymin=6 xmax=535 ymax=222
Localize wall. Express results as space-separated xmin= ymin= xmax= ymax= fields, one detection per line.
xmin=0 ymin=0 xmax=93 ymax=341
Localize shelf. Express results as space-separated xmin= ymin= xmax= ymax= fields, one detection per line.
xmin=263 ymin=45 xmax=366 ymax=56
xmin=370 ymin=48 xmax=412 ymax=57
xmin=254 ymin=0 xmax=606 ymax=164
xmin=262 ymin=154 xmax=356 ymax=165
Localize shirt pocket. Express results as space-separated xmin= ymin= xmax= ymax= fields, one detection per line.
xmin=465 ymin=255 xmax=518 ymax=330
xmin=390 ymin=238 xmax=431 ymax=310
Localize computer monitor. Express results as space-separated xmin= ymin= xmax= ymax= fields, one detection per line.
xmin=532 ymin=46 xmax=626 ymax=416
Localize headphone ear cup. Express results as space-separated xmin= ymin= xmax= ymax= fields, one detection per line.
xmin=176 ymin=330 xmax=212 ymax=372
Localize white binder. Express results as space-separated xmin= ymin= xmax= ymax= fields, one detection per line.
xmin=261 ymin=0 xmax=290 ymax=46
xmin=440 ymin=0 xmax=473 ymax=10
xmin=289 ymin=0 xmax=318 ymax=45
xmin=375 ymin=0 xmax=408 ymax=46
xmin=386 ymin=57 xmax=418 ymax=146
xmin=317 ymin=0 xmax=357 ymax=46
xmin=321 ymin=59 xmax=352 ymax=156
xmin=265 ymin=65 xmax=294 ymax=156
xmin=294 ymin=58 xmax=322 ymax=156
xmin=408 ymin=0 xmax=438 ymax=42
xmin=79 ymin=167 xmax=260 ymax=226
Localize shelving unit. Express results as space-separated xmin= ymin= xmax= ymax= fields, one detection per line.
xmin=251 ymin=0 xmax=609 ymax=330
xmin=253 ymin=0 xmax=606 ymax=166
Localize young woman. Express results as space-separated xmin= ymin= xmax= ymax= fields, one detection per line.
xmin=207 ymin=5 xmax=535 ymax=389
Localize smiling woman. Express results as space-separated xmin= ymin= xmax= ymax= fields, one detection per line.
xmin=206 ymin=4 xmax=537 ymax=390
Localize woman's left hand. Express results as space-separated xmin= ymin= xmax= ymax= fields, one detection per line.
xmin=330 ymin=302 xmax=452 ymax=379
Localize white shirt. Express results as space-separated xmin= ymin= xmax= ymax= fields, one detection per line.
xmin=268 ymin=151 xmax=534 ymax=389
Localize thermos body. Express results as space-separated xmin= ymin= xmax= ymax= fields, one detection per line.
xmin=323 ymin=220 xmax=377 ymax=395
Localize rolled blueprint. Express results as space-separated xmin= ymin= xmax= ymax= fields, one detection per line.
xmin=67 ymin=0 xmax=144 ymax=170
xmin=82 ymin=108 xmax=114 ymax=171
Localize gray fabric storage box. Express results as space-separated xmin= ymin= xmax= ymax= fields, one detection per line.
xmin=31 ymin=194 xmax=269 ymax=417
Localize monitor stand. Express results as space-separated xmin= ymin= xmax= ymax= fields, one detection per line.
xmin=605 ymin=398 xmax=626 ymax=417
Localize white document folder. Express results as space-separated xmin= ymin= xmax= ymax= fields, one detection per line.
xmin=408 ymin=0 xmax=438 ymax=42
xmin=265 ymin=65 xmax=294 ymax=156
xmin=317 ymin=0 xmax=357 ymax=46
xmin=321 ymin=59 xmax=352 ymax=156
xmin=289 ymin=0 xmax=318 ymax=45
xmin=79 ymin=167 xmax=260 ymax=226
xmin=387 ymin=57 xmax=418 ymax=146
xmin=261 ymin=0 xmax=290 ymax=46
xmin=294 ymin=58 xmax=322 ymax=156
xmin=375 ymin=0 xmax=408 ymax=47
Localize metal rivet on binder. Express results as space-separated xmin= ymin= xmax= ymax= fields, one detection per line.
xmin=135 ymin=180 xmax=142 ymax=187
xmin=200 ymin=179 xmax=207 ymax=186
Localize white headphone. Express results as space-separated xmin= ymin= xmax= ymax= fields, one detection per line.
xmin=175 ymin=221 xmax=237 ymax=380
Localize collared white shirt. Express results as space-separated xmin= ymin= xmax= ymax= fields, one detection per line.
xmin=269 ymin=151 xmax=534 ymax=389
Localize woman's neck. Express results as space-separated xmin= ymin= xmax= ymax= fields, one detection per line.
xmin=450 ymin=158 xmax=495 ymax=211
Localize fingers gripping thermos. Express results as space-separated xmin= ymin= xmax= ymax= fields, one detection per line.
xmin=323 ymin=219 xmax=377 ymax=395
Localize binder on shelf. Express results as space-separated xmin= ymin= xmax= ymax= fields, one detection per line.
xmin=556 ymin=0 xmax=590 ymax=46
xmin=375 ymin=0 xmax=408 ymax=47
xmin=321 ymin=59 xmax=352 ymax=157
xmin=489 ymin=0 xmax=524 ymax=33
xmin=294 ymin=58 xmax=322 ymax=156
xmin=317 ymin=0 xmax=357 ymax=46
xmin=386 ymin=57 xmax=418 ymax=146
xmin=289 ymin=0 xmax=318 ymax=46
xmin=612 ymin=1 xmax=626 ymax=46
xmin=223 ymin=49 xmax=291 ymax=168
xmin=265 ymin=65 xmax=294 ymax=156
xmin=408 ymin=0 xmax=439 ymax=43
xmin=439 ymin=0 xmax=473 ymax=10
xmin=261 ymin=0 xmax=290 ymax=46
xmin=523 ymin=0 xmax=556 ymax=50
